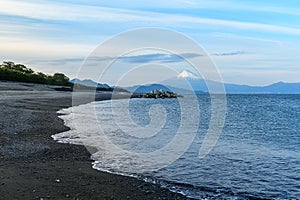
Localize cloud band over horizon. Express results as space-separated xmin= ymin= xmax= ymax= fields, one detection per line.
xmin=1 ymin=0 xmax=300 ymax=85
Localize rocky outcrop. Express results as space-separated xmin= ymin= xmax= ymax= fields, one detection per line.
xmin=138 ymin=89 xmax=181 ymax=99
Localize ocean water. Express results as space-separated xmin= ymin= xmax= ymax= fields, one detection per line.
xmin=53 ymin=94 xmax=300 ymax=199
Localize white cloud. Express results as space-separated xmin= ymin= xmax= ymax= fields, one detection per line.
xmin=1 ymin=0 xmax=300 ymax=35
xmin=1 ymin=0 xmax=300 ymax=85
xmin=64 ymin=0 xmax=300 ymax=16
xmin=0 ymin=36 xmax=94 ymax=66
xmin=0 ymin=0 xmax=152 ymax=22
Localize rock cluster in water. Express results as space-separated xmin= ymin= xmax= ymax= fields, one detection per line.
xmin=138 ymin=89 xmax=180 ymax=99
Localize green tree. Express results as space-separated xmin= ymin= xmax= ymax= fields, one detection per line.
xmin=15 ymin=64 xmax=34 ymax=74
xmin=0 ymin=61 xmax=71 ymax=86
xmin=51 ymin=73 xmax=70 ymax=86
xmin=1 ymin=61 xmax=15 ymax=70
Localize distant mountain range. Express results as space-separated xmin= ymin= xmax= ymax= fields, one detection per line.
xmin=70 ymin=78 xmax=129 ymax=92
xmin=71 ymin=71 xmax=300 ymax=94
xmin=70 ymin=78 xmax=110 ymax=89
xmin=161 ymin=70 xmax=300 ymax=94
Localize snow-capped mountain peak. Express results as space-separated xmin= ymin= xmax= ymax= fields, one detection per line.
xmin=177 ymin=70 xmax=199 ymax=79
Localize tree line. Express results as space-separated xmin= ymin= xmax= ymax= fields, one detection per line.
xmin=0 ymin=61 xmax=71 ymax=86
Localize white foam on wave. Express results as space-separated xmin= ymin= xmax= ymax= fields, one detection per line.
xmin=52 ymin=98 xmax=201 ymax=199
xmin=53 ymin=96 xmax=199 ymax=173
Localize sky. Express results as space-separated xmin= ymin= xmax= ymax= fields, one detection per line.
xmin=1 ymin=0 xmax=300 ymax=86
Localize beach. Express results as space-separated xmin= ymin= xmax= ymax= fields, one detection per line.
xmin=0 ymin=81 xmax=188 ymax=199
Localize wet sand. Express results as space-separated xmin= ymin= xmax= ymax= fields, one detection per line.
xmin=0 ymin=81 xmax=188 ymax=199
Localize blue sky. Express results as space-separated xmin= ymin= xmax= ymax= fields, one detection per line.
xmin=1 ymin=0 xmax=300 ymax=86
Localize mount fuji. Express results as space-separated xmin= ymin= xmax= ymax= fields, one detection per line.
xmin=161 ymin=70 xmax=219 ymax=93
xmin=125 ymin=70 xmax=205 ymax=94
xmin=161 ymin=70 xmax=300 ymax=94
xmin=176 ymin=70 xmax=199 ymax=79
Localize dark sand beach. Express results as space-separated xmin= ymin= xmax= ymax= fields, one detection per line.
xmin=0 ymin=81 xmax=188 ymax=199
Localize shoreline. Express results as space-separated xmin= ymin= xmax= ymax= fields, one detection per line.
xmin=0 ymin=81 xmax=189 ymax=199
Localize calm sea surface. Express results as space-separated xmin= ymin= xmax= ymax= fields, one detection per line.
xmin=54 ymin=94 xmax=300 ymax=199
